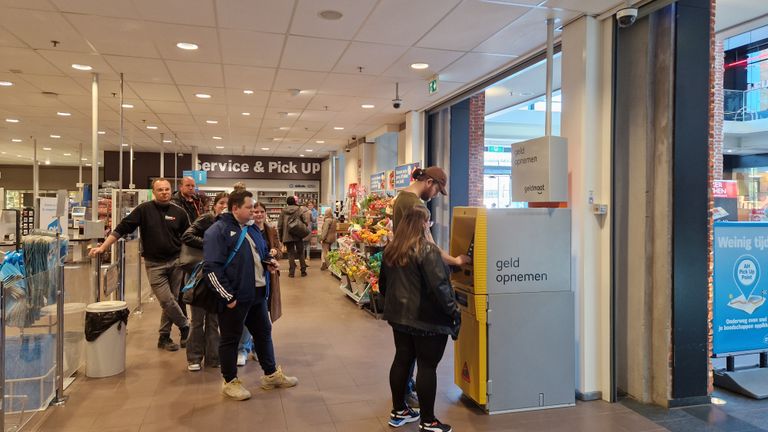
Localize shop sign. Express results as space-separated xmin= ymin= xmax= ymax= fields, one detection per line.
xmin=197 ymin=155 xmax=322 ymax=180
xmin=510 ymin=136 xmax=568 ymax=202
xmin=182 ymin=170 xmax=207 ymax=185
xmin=394 ymin=162 xmax=421 ymax=189
xmin=713 ymin=222 xmax=768 ymax=355
xmin=370 ymin=171 xmax=386 ymax=194
xmin=386 ymin=170 xmax=396 ymax=192
xmin=713 ymin=180 xmax=738 ymax=198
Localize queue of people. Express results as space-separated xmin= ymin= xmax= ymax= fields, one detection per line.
xmin=88 ymin=166 xmax=465 ymax=431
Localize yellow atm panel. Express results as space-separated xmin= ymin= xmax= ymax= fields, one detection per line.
xmin=449 ymin=207 xmax=487 ymax=295
xmin=453 ymin=288 xmax=487 ymax=405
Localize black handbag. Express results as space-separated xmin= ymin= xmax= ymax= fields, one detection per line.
xmin=288 ymin=211 xmax=311 ymax=238
xmin=179 ymin=244 xmax=203 ymax=273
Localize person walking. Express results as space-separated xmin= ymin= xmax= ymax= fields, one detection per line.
xmin=204 ymin=189 xmax=297 ymax=401
xmin=172 ymin=176 xmax=203 ymax=318
xmin=237 ymin=201 xmax=284 ymax=366
xmin=380 ymin=206 xmax=460 ymax=432
xmin=319 ymin=208 xmax=337 ymax=271
xmin=277 ymin=196 xmax=310 ymax=277
xmin=181 ymin=192 xmax=229 ymax=371
xmin=89 ymin=178 xmax=191 ymax=351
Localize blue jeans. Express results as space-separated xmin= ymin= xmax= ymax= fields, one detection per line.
xmin=238 ymin=328 xmax=253 ymax=357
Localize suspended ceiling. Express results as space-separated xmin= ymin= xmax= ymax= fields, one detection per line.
xmin=0 ymin=0 xmax=626 ymax=166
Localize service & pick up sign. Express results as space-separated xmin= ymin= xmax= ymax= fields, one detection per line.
xmin=198 ymin=155 xmax=322 ymax=180
xmin=713 ymin=222 xmax=768 ymax=355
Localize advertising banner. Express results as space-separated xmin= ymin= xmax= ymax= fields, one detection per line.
xmin=713 ymin=222 xmax=768 ymax=355
xmin=197 ymin=155 xmax=322 ymax=180
xmin=394 ymin=163 xmax=420 ymax=189
xmin=370 ymin=171 xmax=386 ymax=194
xmin=713 ymin=180 xmax=738 ymax=221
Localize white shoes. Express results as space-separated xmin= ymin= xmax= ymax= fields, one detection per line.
xmin=222 ymin=378 xmax=251 ymax=401
xmin=236 ymin=351 xmax=247 ymax=367
xmin=187 ymin=363 xmax=202 ymax=372
xmin=260 ymin=365 xmax=299 ymax=390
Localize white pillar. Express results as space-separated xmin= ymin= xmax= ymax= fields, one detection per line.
xmin=561 ymin=15 xmax=613 ymax=401
xmin=191 ymin=146 xmax=198 ymax=171
xmin=91 ymin=73 xmax=99 ymax=222
xmin=33 ymin=138 xmax=39 ymax=202
xmin=159 ymin=133 xmax=165 ymax=179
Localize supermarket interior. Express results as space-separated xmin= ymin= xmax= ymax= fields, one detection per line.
xmin=2 ymin=0 xmax=768 ymax=431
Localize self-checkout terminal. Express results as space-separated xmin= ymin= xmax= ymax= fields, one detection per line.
xmin=450 ymin=206 xmax=574 ymax=414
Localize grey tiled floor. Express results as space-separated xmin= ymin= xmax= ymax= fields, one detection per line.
xmin=34 ymin=264 xmax=673 ymax=432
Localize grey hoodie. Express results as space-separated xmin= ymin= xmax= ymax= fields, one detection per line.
xmin=278 ymin=204 xmax=311 ymax=243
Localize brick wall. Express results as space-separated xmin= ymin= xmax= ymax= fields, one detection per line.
xmin=468 ymin=92 xmax=485 ymax=206
xmin=707 ymin=0 xmax=717 ymax=395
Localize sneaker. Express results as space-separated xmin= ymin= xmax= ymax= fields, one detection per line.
xmin=301 ymin=271 xmax=308 ymax=277
xmin=406 ymin=391 xmax=420 ymax=409
xmin=221 ymin=378 xmax=251 ymax=401
xmin=248 ymin=352 xmax=258 ymax=361
xmin=388 ymin=407 xmax=420 ymax=428
xmin=260 ymin=366 xmax=298 ymax=390
xmin=288 ymin=273 xmax=295 ymax=278
xmin=179 ymin=326 xmax=190 ymax=348
xmin=419 ymin=420 xmax=452 ymax=432
xmin=320 ymin=263 xmax=328 ymax=271
xmin=237 ymin=351 xmax=247 ymax=367
xmin=187 ymin=363 xmax=202 ymax=372
xmin=157 ymin=336 xmax=179 ymax=352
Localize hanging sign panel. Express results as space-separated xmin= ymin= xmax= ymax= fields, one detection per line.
xmin=394 ymin=163 xmax=420 ymax=189
xmin=370 ymin=171 xmax=386 ymax=194
xmin=197 ymin=155 xmax=322 ymax=180
xmin=182 ymin=170 xmax=208 ymax=185
xmin=713 ymin=222 xmax=768 ymax=355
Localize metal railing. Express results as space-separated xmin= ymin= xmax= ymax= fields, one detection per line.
xmin=724 ymin=88 xmax=768 ymax=122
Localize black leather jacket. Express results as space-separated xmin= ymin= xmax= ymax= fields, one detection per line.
xmin=379 ymin=242 xmax=461 ymax=338
xmin=181 ymin=212 xmax=217 ymax=249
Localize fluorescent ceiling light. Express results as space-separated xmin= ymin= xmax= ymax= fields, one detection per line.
xmin=0 ymin=81 xmax=13 ymax=86
xmin=195 ymin=93 xmax=212 ymax=99
xmin=16 ymin=155 xmax=21 ymax=157
xmin=57 ymin=111 xmax=71 ymax=116
xmin=63 ymin=153 xmax=71 ymax=156
xmin=333 ymin=126 xmax=344 ymax=130
xmin=215 ymin=145 xmax=225 ymax=149
xmin=243 ymin=89 xmax=254 ymax=95
xmin=49 ymin=134 xmax=61 ymax=139
xmin=299 ymin=154 xmax=305 ymax=157
xmin=98 ymin=130 xmax=106 ymax=135
xmin=163 ymin=139 xmax=172 ymax=143
xmin=11 ymin=139 xmax=22 ymax=143
xmin=261 ymin=147 xmax=270 ymax=151
xmin=315 ymin=140 xmax=324 ymax=144
xmin=5 ymin=118 xmax=19 ymax=123
xmin=122 ymin=143 xmax=129 ymax=147
xmin=176 ymin=42 xmax=199 ymax=50
xmin=273 ymin=138 xmax=282 ymax=141
xmin=242 ymin=112 xmax=250 ymax=116
xmin=306 ymin=149 xmax=313 ymax=152
xmin=146 ymin=125 xmax=158 ymax=130
xmin=212 ymin=136 xmax=222 ymax=140
xmin=206 ymin=120 xmax=218 ymax=124
xmin=85 ymin=163 xmax=92 ymax=166
xmin=361 ymin=104 xmax=375 ymax=109
xmin=81 ymin=158 xmax=88 ymax=161
xmin=279 ymin=127 xmax=289 ymax=130
xmin=44 ymin=160 xmax=50 ymax=165
xmin=71 ymin=64 xmax=93 ymax=71
xmin=122 ymin=103 xmax=134 ymax=108
xmin=410 ymin=63 xmax=429 ymax=70
xmin=42 ymin=147 xmax=52 ymax=150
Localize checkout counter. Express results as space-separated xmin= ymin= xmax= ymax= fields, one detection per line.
xmin=450 ymin=207 xmax=575 ymax=414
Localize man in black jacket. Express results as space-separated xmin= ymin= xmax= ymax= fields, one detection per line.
xmin=171 ymin=176 xmax=203 ymax=224
xmin=89 ymin=178 xmax=191 ymax=351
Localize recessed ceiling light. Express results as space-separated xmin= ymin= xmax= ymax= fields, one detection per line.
xmin=0 ymin=81 xmax=13 ymax=86
xmin=1 ymin=152 xmax=5 ymax=154
xmin=98 ymin=130 xmax=106 ymax=135
xmin=212 ymin=136 xmax=222 ymax=140
xmin=410 ymin=63 xmax=429 ymax=70
xmin=361 ymin=104 xmax=375 ymax=109
xmin=215 ymin=145 xmax=225 ymax=149
xmin=242 ymin=112 xmax=250 ymax=116
xmin=57 ymin=111 xmax=71 ymax=116
xmin=71 ymin=64 xmax=93 ymax=71
xmin=63 ymin=153 xmax=71 ymax=156
xmin=315 ymin=140 xmax=325 ymax=144
xmin=243 ymin=89 xmax=254 ymax=95
xmin=727 ymin=149 xmax=734 ymax=153
xmin=42 ymin=147 xmax=52 ymax=150
xmin=122 ymin=143 xmax=129 ymax=147
xmin=85 ymin=163 xmax=92 ymax=166
xmin=333 ymin=126 xmax=344 ymax=130
xmin=11 ymin=139 xmax=22 ymax=143
xmin=279 ymin=126 xmax=289 ymax=130
xmin=206 ymin=120 xmax=218 ymax=124
xmin=122 ymin=103 xmax=134 ymax=108
xmin=44 ymin=160 xmax=50 ymax=165
xmin=81 ymin=158 xmax=88 ymax=161
xmin=306 ymin=149 xmax=313 ymax=152
xmin=146 ymin=125 xmax=158 ymax=130
xmin=49 ymin=135 xmax=61 ymax=139
xmin=299 ymin=154 xmax=305 ymax=157
xmin=273 ymin=138 xmax=282 ymax=141
xmin=318 ymin=10 xmax=343 ymax=20
xmin=163 ymin=139 xmax=172 ymax=143
xmin=195 ymin=93 xmax=212 ymax=99
xmin=176 ymin=42 xmax=199 ymax=50
xmin=16 ymin=154 xmax=21 ymax=157
xmin=5 ymin=118 xmax=19 ymax=123
xmin=261 ymin=147 xmax=270 ymax=151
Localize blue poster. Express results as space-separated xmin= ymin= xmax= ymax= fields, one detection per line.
xmin=394 ymin=162 xmax=420 ymax=189
xmin=182 ymin=170 xmax=207 ymax=185
xmin=370 ymin=171 xmax=385 ymax=194
xmin=713 ymin=222 xmax=768 ymax=355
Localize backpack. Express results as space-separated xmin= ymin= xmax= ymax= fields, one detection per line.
xmin=287 ymin=208 xmax=311 ymax=239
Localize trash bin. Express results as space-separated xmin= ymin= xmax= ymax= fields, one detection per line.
xmin=84 ymin=301 xmax=129 ymax=378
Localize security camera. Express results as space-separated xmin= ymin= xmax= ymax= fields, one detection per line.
xmin=616 ymin=7 xmax=638 ymax=28
xmin=344 ymin=147 xmax=351 ymax=153
xmin=392 ymin=98 xmax=402 ymax=109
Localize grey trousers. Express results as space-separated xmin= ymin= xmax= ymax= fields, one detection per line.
xmin=186 ymin=305 xmax=220 ymax=365
xmin=144 ymin=258 xmax=189 ymax=337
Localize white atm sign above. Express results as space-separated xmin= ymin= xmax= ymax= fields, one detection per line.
xmin=198 ymin=155 xmax=322 ymax=180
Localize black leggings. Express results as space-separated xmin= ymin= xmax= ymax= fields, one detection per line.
xmin=390 ymin=329 xmax=448 ymax=423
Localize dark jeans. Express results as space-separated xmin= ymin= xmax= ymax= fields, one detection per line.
xmin=285 ymin=241 xmax=307 ymax=275
xmin=390 ymin=329 xmax=448 ymax=423
xmin=218 ymin=298 xmax=276 ymax=382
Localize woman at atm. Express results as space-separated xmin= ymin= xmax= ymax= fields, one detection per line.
xmin=379 ymin=206 xmax=461 ymax=432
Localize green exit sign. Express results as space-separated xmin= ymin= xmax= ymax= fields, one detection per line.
xmin=428 ymin=76 xmax=438 ymax=95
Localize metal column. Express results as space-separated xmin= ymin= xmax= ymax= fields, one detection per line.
xmin=159 ymin=133 xmax=165 ymax=180
xmin=33 ymin=137 xmax=39 ymax=203
xmin=91 ymin=73 xmax=99 ymax=222
xmin=545 ymin=17 xmax=555 ymax=137
xmin=0 ymin=280 xmax=5 ymax=432
xmin=51 ymin=234 xmax=67 ymax=406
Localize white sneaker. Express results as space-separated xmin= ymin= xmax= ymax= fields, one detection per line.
xmin=260 ymin=365 xmax=299 ymax=390
xmin=222 ymin=378 xmax=251 ymax=401
xmin=237 ymin=351 xmax=247 ymax=367
xmin=187 ymin=363 xmax=202 ymax=372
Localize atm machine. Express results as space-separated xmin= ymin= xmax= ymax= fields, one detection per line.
xmin=451 ymin=207 xmax=574 ymax=413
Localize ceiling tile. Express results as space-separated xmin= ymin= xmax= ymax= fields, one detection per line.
xmin=280 ymin=36 xmax=348 ymax=72
xmin=439 ymin=52 xmax=517 ymax=83
xmin=19 ymin=75 xmax=88 ymax=96
xmin=225 ymin=88 xmax=270 ymax=107
xmin=306 ymin=94 xmax=359 ymax=112
xmin=186 ymin=102 xmax=228 ymax=116
xmin=128 ymin=82 xmax=183 ymax=102
xmin=0 ymin=9 xmax=93 ymax=52
xmin=219 ymin=29 xmax=284 ymax=67
xmin=144 ymin=100 xmax=190 ymax=115
xmin=148 ymin=22 xmax=221 ymax=63
xmin=215 ymin=0 xmax=294 ymax=33
xmin=222 ymin=65 xmax=276 ymax=90
xmin=37 ymin=49 xmax=115 ymax=76
xmin=355 ymin=0 xmax=461 ymax=46
xmin=272 ymin=70 xmax=327 ymax=92
xmin=544 ymin=0 xmax=618 ymax=15
xmin=474 ymin=8 xmax=579 ymax=56
xmin=103 ymin=56 xmax=173 ymax=83
xmin=0 ymin=0 xmax=56 ymax=10
xmin=319 ymin=73 xmax=376 ymax=96
xmin=166 ymin=60 xmax=224 ymax=87
xmin=266 ymin=92 xmax=311 ymax=110
xmin=133 ymin=0 xmax=216 ymax=26
xmin=417 ymin=1 xmax=529 ymax=51
xmin=0 ymin=26 xmax=24 ymax=48
xmin=64 ymin=14 xmax=158 ymax=58
xmin=50 ymin=0 xmax=141 ymax=18
xmin=333 ymin=42 xmax=409 ymax=75
xmin=382 ymin=47 xmax=464 ymax=79
xmin=290 ymin=0 xmax=376 ymax=40
xmin=299 ymin=110 xmax=338 ymax=122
